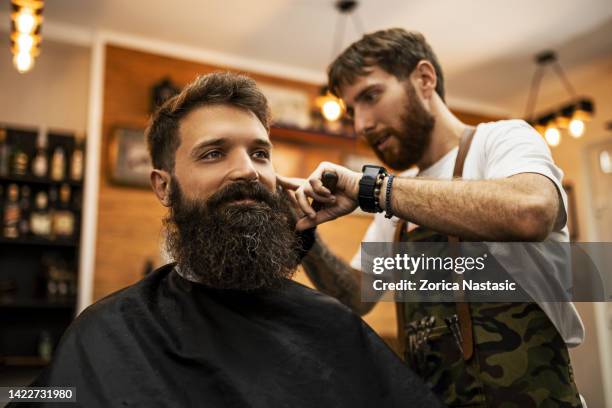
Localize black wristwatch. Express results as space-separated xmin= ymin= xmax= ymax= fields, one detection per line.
xmin=358 ymin=165 xmax=388 ymax=213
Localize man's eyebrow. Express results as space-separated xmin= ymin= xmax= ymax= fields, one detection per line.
xmin=344 ymin=84 xmax=378 ymax=115
xmin=252 ymin=139 xmax=273 ymax=149
xmin=190 ymin=137 xmax=273 ymax=158
xmin=354 ymin=84 xmax=378 ymax=103
xmin=190 ymin=138 xmax=227 ymax=158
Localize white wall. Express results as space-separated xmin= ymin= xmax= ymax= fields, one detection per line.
xmin=0 ymin=39 xmax=90 ymax=133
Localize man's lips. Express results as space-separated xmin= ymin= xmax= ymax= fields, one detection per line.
xmin=223 ymin=198 xmax=271 ymax=208
xmin=231 ymin=198 xmax=256 ymax=205
xmin=225 ymin=198 xmax=257 ymax=206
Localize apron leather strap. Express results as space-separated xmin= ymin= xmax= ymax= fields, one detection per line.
xmin=449 ymin=126 xmax=476 ymax=361
xmin=393 ymin=126 xmax=477 ymax=361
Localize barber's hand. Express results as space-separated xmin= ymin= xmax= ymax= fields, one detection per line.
xmin=292 ymin=162 xmax=361 ymax=231
xmin=276 ymin=175 xmax=307 ymax=218
xmin=276 ymin=174 xmax=317 ymax=259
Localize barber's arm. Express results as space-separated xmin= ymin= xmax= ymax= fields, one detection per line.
xmin=301 ymin=235 xmax=381 ymax=315
xmin=292 ymin=161 xmax=559 ymax=242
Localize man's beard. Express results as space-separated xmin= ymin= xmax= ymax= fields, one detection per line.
xmin=163 ymin=179 xmax=301 ymax=291
xmin=370 ymin=83 xmax=435 ymax=171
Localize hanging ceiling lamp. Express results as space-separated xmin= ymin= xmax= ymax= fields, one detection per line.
xmin=316 ymin=0 xmax=364 ymax=122
xmin=10 ymin=0 xmax=44 ymax=74
xmin=524 ymin=50 xmax=595 ymax=147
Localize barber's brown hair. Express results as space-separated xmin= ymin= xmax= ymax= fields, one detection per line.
xmin=328 ymin=28 xmax=445 ymax=101
xmin=146 ymin=72 xmax=271 ymax=172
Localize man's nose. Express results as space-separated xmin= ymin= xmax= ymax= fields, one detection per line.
xmin=227 ymin=151 xmax=259 ymax=182
xmin=353 ymin=108 xmax=376 ymax=137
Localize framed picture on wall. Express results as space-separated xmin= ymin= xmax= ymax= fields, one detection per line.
xmin=108 ymin=128 xmax=152 ymax=188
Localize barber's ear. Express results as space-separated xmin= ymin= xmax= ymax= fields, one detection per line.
xmin=413 ymin=60 xmax=437 ymax=100
xmin=150 ymin=169 xmax=172 ymax=207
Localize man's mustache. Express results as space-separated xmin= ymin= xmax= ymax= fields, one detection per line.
xmin=206 ymin=181 xmax=277 ymax=211
xmin=363 ymin=127 xmax=400 ymax=147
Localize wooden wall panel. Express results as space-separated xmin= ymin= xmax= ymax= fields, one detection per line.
xmin=97 ymin=44 xmax=500 ymax=338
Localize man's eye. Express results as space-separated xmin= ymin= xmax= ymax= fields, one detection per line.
xmin=201 ymin=150 xmax=223 ymax=160
xmin=363 ymin=91 xmax=379 ymax=103
xmin=252 ymin=150 xmax=270 ymax=159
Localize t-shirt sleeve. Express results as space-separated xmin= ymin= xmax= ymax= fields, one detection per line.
xmin=483 ymin=120 xmax=568 ymax=230
xmin=350 ymin=214 xmax=400 ymax=271
xmin=350 ymin=219 xmax=379 ymax=270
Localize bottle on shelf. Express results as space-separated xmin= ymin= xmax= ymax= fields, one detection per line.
xmin=52 ymin=184 xmax=75 ymax=239
xmin=3 ymin=183 xmax=20 ymax=238
xmin=72 ymin=188 xmax=82 ymax=212
xmin=10 ymin=142 xmax=29 ymax=177
xmin=0 ymin=127 xmax=10 ymax=176
xmin=18 ymin=185 xmax=31 ymax=237
xmin=70 ymin=134 xmax=84 ymax=181
xmin=32 ymin=127 xmax=49 ymax=178
xmin=50 ymin=145 xmax=66 ymax=181
xmin=46 ymin=262 xmax=59 ymax=299
xmin=30 ymin=190 xmax=52 ymax=238
xmin=38 ymin=331 xmax=53 ymax=363
xmin=48 ymin=186 xmax=58 ymax=240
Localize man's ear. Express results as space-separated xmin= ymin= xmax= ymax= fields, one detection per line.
xmin=412 ymin=60 xmax=437 ymax=100
xmin=150 ymin=169 xmax=172 ymax=207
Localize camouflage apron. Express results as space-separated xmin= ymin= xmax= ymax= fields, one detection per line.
xmin=394 ymin=128 xmax=582 ymax=407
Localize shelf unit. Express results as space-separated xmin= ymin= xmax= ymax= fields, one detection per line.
xmin=0 ymin=124 xmax=83 ymax=369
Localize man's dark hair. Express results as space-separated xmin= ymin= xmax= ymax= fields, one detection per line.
xmin=146 ymin=72 xmax=271 ymax=172
xmin=328 ymin=28 xmax=445 ymax=101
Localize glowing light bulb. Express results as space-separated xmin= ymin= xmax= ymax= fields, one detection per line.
xmin=15 ymin=9 xmax=37 ymax=34
xmin=13 ymin=51 xmax=34 ymax=73
xmin=15 ymin=33 xmax=35 ymax=53
xmin=322 ymin=99 xmax=342 ymax=122
xmin=600 ymin=150 xmax=611 ymax=174
xmin=544 ymin=127 xmax=561 ymax=147
xmin=569 ymin=119 xmax=585 ymax=138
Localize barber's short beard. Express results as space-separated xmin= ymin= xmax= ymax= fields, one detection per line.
xmin=163 ymin=179 xmax=301 ymax=291
xmin=374 ymin=83 xmax=435 ymax=171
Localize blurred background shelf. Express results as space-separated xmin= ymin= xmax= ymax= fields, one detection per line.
xmin=0 ymin=174 xmax=82 ymax=188
xmin=0 ymin=236 xmax=78 ymax=248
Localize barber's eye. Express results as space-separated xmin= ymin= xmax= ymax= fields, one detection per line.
xmin=252 ymin=150 xmax=270 ymax=159
xmin=363 ymin=91 xmax=379 ymax=103
xmin=201 ymin=150 xmax=223 ymax=160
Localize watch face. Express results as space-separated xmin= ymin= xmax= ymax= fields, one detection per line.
xmin=362 ymin=165 xmax=386 ymax=177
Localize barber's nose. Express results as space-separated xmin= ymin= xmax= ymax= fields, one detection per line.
xmin=354 ymin=109 xmax=376 ymax=137
xmin=227 ymin=151 xmax=259 ymax=182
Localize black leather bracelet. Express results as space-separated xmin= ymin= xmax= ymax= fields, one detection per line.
xmin=384 ymin=175 xmax=395 ymax=219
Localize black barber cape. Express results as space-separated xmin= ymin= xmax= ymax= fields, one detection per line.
xmin=22 ymin=264 xmax=441 ymax=407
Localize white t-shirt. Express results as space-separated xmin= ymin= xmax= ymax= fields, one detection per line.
xmin=350 ymin=119 xmax=584 ymax=347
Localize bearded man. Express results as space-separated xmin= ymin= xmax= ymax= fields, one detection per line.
xmin=22 ymin=72 xmax=441 ymax=408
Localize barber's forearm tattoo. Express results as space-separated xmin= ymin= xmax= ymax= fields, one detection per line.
xmin=301 ymin=234 xmax=369 ymax=315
